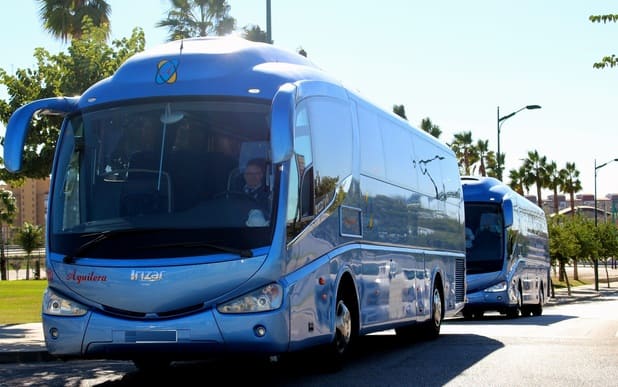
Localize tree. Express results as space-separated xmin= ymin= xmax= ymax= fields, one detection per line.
xmin=16 ymin=222 xmax=44 ymax=280
xmin=156 ymin=0 xmax=236 ymax=41
xmin=450 ymin=131 xmax=476 ymax=175
xmin=0 ymin=22 xmax=145 ymax=183
xmin=420 ymin=117 xmax=442 ymax=139
xmin=393 ymin=104 xmax=407 ymax=120
xmin=522 ymin=150 xmax=548 ymax=207
xmin=597 ymin=221 xmax=618 ymax=287
xmin=508 ymin=165 xmax=528 ymax=195
xmin=561 ymin=162 xmax=582 ymax=217
xmin=36 ymin=0 xmax=111 ymax=42
xmin=242 ymin=24 xmax=269 ymax=43
xmin=548 ymin=215 xmax=580 ymax=295
xmin=589 ymin=14 xmax=618 ymax=69
xmin=0 ymin=190 xmax=17 ymax=281
xmin=473 ymin=139 xmax=490 ymax=177
xmin=568 ymin=214 xmax=598 ymax=282
xmin=546 ymin=161 xmax=566 ymax=214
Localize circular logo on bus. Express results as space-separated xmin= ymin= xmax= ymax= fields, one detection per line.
xmin=155 ymin=59 xmax=178 ymax=84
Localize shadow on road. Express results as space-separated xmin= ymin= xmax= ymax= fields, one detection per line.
xmin=91 ymin=333 xmax=504 ymax=386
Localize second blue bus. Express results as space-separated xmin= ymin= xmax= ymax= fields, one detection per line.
xmin=461 ymin=176 xmax=550 ymax=319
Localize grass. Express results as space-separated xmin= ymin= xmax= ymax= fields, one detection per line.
xmin=0 ymin=280 xmax=47 ymax=325
xmin=551 ymin=277 xmax=591 ymax=289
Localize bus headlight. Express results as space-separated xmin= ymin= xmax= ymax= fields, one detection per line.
xmin=484 ymin=281 xmax=507 ymax=293
xmin=217 ymin=283 xmax=283 ymax=314
xmin=43 ymin=288 xmax=88 ymax=316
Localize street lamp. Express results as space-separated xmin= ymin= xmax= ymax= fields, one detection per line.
xmin=496 ymin=105 xmax=541 ymax=181
xmin=593 ymin=157 xmax=618 ymax=291
xmin=266 ymin=0 xmax=273 ymax=44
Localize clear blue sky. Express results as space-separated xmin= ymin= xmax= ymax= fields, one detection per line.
xmin=1 ymin=0 xmax=617 ymax=198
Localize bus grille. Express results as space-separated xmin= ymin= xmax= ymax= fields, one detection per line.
xmin=455 ymin=257 xmax=465 ymax=303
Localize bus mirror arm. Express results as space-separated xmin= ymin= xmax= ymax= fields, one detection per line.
xmin=4 ymin=97 xmax=79 ymax=172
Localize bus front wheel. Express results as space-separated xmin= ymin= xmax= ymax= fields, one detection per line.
xmin=506 ymin=285 xmax=522 ymax=318
xmin=319 ymin=290 xmax=354 ymax=372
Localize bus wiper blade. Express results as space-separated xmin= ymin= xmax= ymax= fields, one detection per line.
xmin=63 ymin=228 xmax=172 ymax=264
xmin=145 ymin=241 xmax=254 ymax=258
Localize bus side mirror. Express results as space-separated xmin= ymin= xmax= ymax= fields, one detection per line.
xmin=270 ymin=83 xmax=296 ymax=164
xmin=3 ymin=97 xmax=78 ymax=172
xmin=503 ymin=199 xmax=513 ymax=228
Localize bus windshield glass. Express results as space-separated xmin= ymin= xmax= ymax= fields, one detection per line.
xmin=465 ymin=203 xmax=504 ymax=274
xmin=49 ymin=99 xmax=275 ymax=258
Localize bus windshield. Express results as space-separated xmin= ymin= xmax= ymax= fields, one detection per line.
xmin=49 ymin=99 xmax=275 ymax=258
xmin=465 ymin=203 xmax=504 ymax=274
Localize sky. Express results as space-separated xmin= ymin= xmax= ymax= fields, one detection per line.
xmin=1 ymin=0 xmax=617 ymax=199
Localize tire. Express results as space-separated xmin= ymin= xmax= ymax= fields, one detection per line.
xmin=506 ymin=285 xmax=522 ymax=318
xmin=531 ymin=286 xmax=544 ymax=316
xmin=421 ymin=283 xmax=443 ymax=340
xmin=320 ymin=292 xmax=354 ymax=372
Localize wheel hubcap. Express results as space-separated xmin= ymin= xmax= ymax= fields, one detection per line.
xmin=432 ymin=289 xmax=442 ymax=327
xmin=335 ymin=300 xmax=351 ymax=353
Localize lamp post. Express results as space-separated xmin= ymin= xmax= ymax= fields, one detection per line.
xmin=266 ymin=0 xmax=272 ymax=43
xmin=593 ymin=157 xmax=618 ymax=291
xmin=496 ymin=105 xmax=541 ymax=181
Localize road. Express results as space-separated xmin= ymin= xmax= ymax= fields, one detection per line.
xmin=1 ymin=288 xmax=617 ymax=386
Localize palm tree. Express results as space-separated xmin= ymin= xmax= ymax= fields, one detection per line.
xmin=36 ymin=0 xmax=111 ymax=42
xmin=546 ymin=161 xmax=567 ymax=214
xmin=16 ymin=223 xmax=44 ymax=280
xmin=561 ymin=162 xmax=582 ymax=217
xmin=420 ymin=117 xmax=442 ymax=139
xmin=450 ymin=131 xmax=476 ymax=175
xmin=0 ymin=190 xmax=17 ymax=281
xmin=508 ymin=165 xmax=528 ymax=195
xmin=157 ymin=0 xmax=236 ymax=41
xmin=243 ymin=24 xmax=268 ymax=43
xmin=474 ymin=139 xmax=490 ymax=176
xmin=523 ymin=150 xmax=548 ymax=207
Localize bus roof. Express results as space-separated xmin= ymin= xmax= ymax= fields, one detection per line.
xmin=461 ymin=175 xmax=545 ymax=215
xmin=461 ymin=176 xmax=511 ymax=202
xmin=79 ymin=37 xmax=341 ymax=107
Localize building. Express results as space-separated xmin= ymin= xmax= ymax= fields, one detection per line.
xmin=0 ymin=177 xmax=49 ymax=241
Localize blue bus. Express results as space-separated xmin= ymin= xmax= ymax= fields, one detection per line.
xmin=461 ymin=176 xmax=550 ymax=319
xmin=4 ymin=37 xmax=465 ymax=369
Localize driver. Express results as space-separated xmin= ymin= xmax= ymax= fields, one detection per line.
xmin=242 ymin=158 xmax=270 ymax=214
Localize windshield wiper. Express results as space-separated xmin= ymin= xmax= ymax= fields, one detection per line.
xmin=63 ymin=228 xmax=173 ymax=264
xmin=144 ymin=241 xmax=253 ymax=258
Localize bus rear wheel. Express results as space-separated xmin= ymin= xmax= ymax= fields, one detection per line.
xmin=422 ymin=284 xmax=443 ymax=339
xmin=530 ymin=286 xmax=544 ymax=316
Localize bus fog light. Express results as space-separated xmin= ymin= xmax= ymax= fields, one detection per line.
xmin=49 ymin=327 xmax=59 ymax=339
xmin=254 ymin=325 xmax=267 ymax=337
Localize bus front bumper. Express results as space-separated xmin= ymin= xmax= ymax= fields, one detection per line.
xmin=42 ymin=307 xmax=290 ymax=360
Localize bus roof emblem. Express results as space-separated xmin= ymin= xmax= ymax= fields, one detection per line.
xmin=155 ymin=59 xmax=179 ymax=85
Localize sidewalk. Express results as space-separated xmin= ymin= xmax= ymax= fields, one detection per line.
xmin=2 ymin=282 xmax=617 ymax=364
